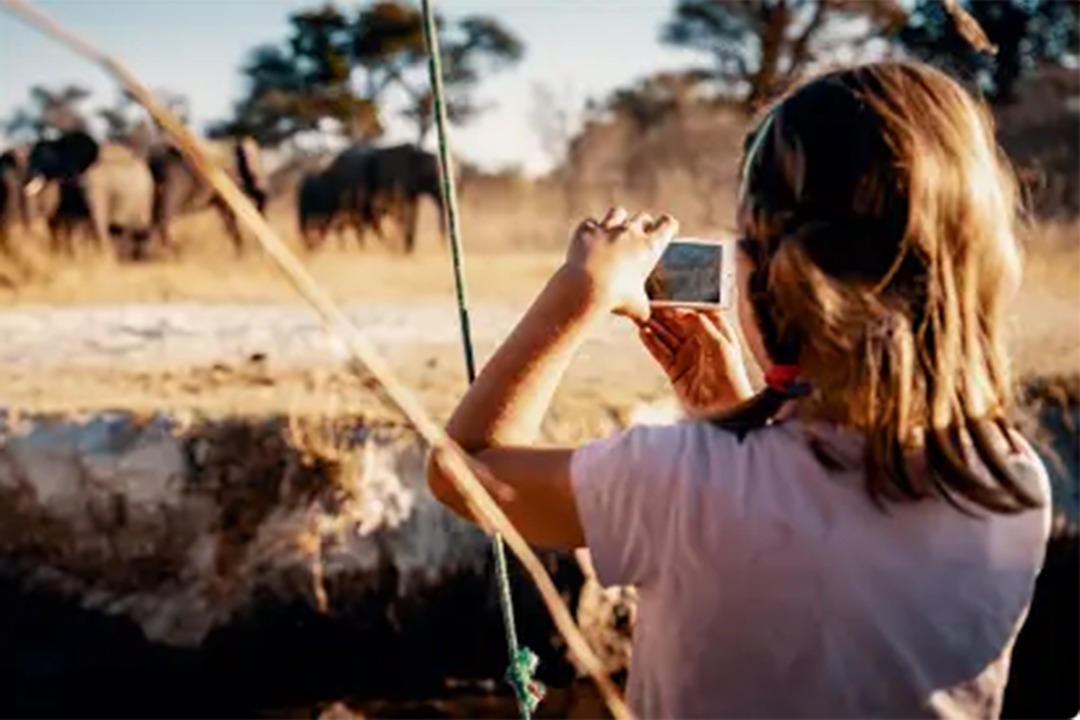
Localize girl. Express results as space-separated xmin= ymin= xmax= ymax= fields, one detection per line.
xmin=427 ymin=61 xmax=1050 ymax=718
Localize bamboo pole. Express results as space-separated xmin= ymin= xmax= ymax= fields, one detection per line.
xmin=0 ymin=1 xmax=630 ymax=717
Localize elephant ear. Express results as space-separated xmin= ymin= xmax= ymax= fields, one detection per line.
xmin=28 ymin=141 xmax=59 ymax=179
xmin=54 ymin=131 xmax=100 ymax=178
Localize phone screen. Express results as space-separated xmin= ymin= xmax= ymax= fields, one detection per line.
xmin=646 ymin=241 xmax=724 ymax=305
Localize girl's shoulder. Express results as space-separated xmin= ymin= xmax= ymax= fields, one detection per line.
xmin=587 ymin=416 xmax=819 ymax=481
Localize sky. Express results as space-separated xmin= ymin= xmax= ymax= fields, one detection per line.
xmin=0 ymin=0 xmax=703 ymax=174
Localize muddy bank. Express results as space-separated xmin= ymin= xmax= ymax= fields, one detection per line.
xmin=0 ymin=373 xmax=1076 ymax=718
xmin=0 ymin=411 xmax=594 ymax=717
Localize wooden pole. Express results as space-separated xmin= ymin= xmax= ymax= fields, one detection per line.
xmin=0 ymin=2 xmax=630 ymax=718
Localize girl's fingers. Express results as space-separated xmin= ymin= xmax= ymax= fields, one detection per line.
xmin=626 ymin=211 xmax=655 ymax=235
xmin=696 ymin=310 xmax=736 ymax=347
xmin=664 ymin=308 xmax=702 ymax=337
xmin=646 ymin=314 xmax=683 ymax=354
xmin=651 ymin=306 xmax=688 ymax=328
xmin=573 ymin=217 xmax=600 ymax=238
xmin=645 ymin=214 xmax=677 ymax=265
xmin=601 ymin=206 xmax=628 ymax=228
xmin=639 ymin=325 xmax=674 ymax=366
xmin=646 ymin=213 xmax=679 ymax=247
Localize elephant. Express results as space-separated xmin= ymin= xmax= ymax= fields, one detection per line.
xmin=363 ymin=144 xmax=448 ymax=254
xmin=0 ymin=147 xmax=30 ymax=253
xmin=25 ymin=131 xmax=154 ymax=259
xmin=297 ymin=169 xmax=353 ymax=251
xmin=296 ymin=143 xmax=449 ymax=255
xmin=296 ymin=146 xmax=381 ymax=251
xmin=148 ymin=137 xmax=268 ymax=257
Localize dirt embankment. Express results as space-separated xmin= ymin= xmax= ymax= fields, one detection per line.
xmin=0 ymin=374 xmax=1075 ymax=717
xmin=0 ymin=410 xmax=610 ymax=717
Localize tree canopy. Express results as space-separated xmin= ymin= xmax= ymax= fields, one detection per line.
xmin=897 ymin=0 xmax=1079 ymax=103
xmin=98 ymin=89 xmax=191 ymax=151
xmin=216 ymin=1 xmax=524 ymax=147
xmin=661 ymin=0 xmax=908 ymax=109
xmin=1 ymin=84 xmax=193 ymax=150
xmin=659 ymin=0 xmax=1078 ymax=111
xmin=3 ymin=84 xmax=92 ymax=142
xmin=211 ymin=4 xmax=379 ymax=145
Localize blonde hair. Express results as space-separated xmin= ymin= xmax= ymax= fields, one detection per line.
xmin=715 ymin=61 xmax=1042 ymax=514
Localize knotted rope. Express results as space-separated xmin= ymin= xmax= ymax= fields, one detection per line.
xmin=418 ymin=3 xmax=543 ymax=716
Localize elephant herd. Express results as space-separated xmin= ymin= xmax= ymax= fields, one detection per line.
xmin=0 ymin=130 xmax=267 ymax=260
xmin=0 ymin=131 xmax=449 ymax=260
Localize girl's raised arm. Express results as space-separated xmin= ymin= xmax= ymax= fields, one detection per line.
xmin=426 ymin=208 xmax=677 ymax=549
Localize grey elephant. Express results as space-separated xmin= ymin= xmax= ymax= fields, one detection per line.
xmin=296 ymin=147 xmax=379 ymax=251
xmin=297 ymin=169 xmax=350 ymax=250
xmin=364 ymin=144 xmax=447 ymax=254
xmin=148 ymin=138 xmax=268 ymax=257
xmin=0 ymin=147 xmax=30 ymax=253
xmin=296 ymin=143 xmax=449 ymax=254
xmin=25 ymin=131 xmax=154 ymax=259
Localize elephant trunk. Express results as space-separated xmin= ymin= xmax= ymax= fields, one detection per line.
xmin=22 ymin=174 xmax=49 ymax=225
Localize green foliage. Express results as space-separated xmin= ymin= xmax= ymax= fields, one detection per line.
xmin=218 ymin=1 xmax=525 ymax=147
xmin=215 ymin=4 xmax=380 ymax=145
xmin=896 ymin=0 xmax=1079 ymax=103
xmin=3 ymin=84 xmax=92 ymax=141
xmin=660 ymin=0 xmax=1078 ymax=110
xmin=605 ymin=71 xmax=711 ymax=130
xmin=660 ymin=0 xmax=906 ymax=109
xmin=354 ymin=1 xmax=427 ymax=69
xmin=354 ymin=1 xmax=524 ymax=142
xmin=98 ymin=89 xmax=190 ymax=149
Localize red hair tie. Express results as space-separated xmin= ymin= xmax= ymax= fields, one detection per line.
xmin=765 ymin=365 xmax=810 ymax=397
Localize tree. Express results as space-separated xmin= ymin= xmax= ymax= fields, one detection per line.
xmin=353 ymin=1 xmax=525 ymax=143
xmin=604 ymin=71 xmax=708 ymax=131
xmin=3 ymin=84 xmax=92 ymax=142
xmin=530 ymin=81 xmax=583 ymax=173
xmin=216 ymin=1 xmax=525 ymax=148
xmin=896 ymin=0 xmax=1079 ymax=103
xmin=217 ymin=4 xmax=380 ymax=146
xmin=98 ymin=88 xmax=190 ymax=151
xmin=660 ymin=0 xmax=907 ymax=110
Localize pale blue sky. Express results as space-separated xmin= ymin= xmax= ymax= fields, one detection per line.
xmin=0 ymin=0 xmax=702 ymax=173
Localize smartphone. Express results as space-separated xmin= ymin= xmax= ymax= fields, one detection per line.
xmin=646 ymin=237 xmax=736 ymax=310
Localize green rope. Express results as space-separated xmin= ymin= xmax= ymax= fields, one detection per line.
xmin=419 ymin=2 xmax=543 ymax=717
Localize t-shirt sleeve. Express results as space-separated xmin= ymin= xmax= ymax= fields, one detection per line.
xmin=570 ymin=422 xmax=698 ymax=588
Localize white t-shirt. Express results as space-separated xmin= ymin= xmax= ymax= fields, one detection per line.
xmin=570 ymin=419 xmax=1051 ymax=719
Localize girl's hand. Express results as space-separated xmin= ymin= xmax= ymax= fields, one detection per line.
xmin=639 ymin=307 xmax=754 ymax=415
xmin=563 ymin=206 xmax=679 ymax=321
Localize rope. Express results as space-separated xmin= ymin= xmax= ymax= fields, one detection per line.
xmin=0 ymin=2 xmax=630 ymax=717
xmin=419 ymin=3 xmax=542 ymax=716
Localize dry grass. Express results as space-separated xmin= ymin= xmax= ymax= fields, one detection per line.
xmin=0 ymin=191 xmax=1075 ymax=438
xmin=0 ymin=166 xmax=733 ymax=307
xmin=0 ymin=191 xmax=571 ymax=306
xmin=1011 ymin=219 xmax=1080 ymax=377
xmin=0 ymin=243 xmax=564 ymax=306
